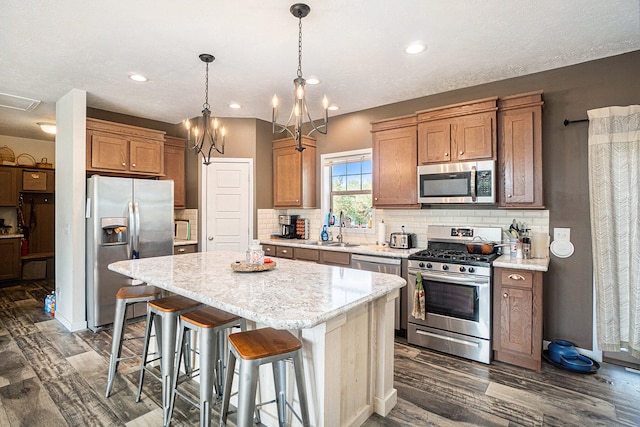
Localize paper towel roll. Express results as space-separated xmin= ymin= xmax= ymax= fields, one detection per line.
xmin=377 ymin=220 xmax=386 ymax=244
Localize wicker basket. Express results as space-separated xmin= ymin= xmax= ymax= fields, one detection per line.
xmin=36 ymin=157 xmax=53 ymax=168
xmin=0 ymin=145 xmax=16 ymax=165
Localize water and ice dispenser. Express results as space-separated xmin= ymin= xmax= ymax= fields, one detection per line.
xmin=101 ymin=218 xmax=128 ymax=245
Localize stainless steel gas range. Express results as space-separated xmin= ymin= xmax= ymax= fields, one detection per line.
xmin=407 ymin=225 xmax=502 ymax=364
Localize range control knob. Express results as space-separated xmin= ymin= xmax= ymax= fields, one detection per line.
xmin=459 ymin=266 xmax=466 ymax=272
xmin=442 ymin=264 xmax=449 ymax=271
xmin=418 ymin=262 xmax=425 ymax=268
xmin=468 ymin=267 xmax=475 ymax=273
xmin=426 ymin=263 xmax=432 ymax=269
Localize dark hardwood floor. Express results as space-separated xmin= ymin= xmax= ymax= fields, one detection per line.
xmin=1 ymin=280 xmax=639 ymax=426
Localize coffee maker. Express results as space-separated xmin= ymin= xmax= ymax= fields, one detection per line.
xmin=279 ymin=215 xmax=299 ymax=239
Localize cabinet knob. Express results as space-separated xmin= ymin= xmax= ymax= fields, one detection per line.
xmin=374 ymin=197 xmax=378 ymax=201
xmin=178 ymin=248 xmax=185 ymax=253
xmin=444 ymin=152 xmax=449 ymax=157
xmin=265 ymin=248 xmax=272 ymax=252
xmin=208 ymin=236 xmax=214 ymax=241
xmin=281 ymin=249 xmax=288 ymax=254
xmin=508 ymin=274 xmax=526 ymax=281
xmin=296 ymin=200 xmax=299 ymax=203
xmin=459 ymin=151 xmax=464 ymax=155
xmin=132 ymin=163 xmax=136 ymax=167
xmin=121 ymin=162 xmax=126 ymax=166
xmin=503 ymin=293 xmax=508 ymax=298
xmin=507 ymin=194 xmax=512 ymax=198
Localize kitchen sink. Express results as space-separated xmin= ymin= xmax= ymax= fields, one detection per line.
xmin=319 ymin=242 xmax=360 ymax=247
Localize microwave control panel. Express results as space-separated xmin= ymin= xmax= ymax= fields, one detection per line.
xmin=476 ymin=170 xmax=492 ymax=196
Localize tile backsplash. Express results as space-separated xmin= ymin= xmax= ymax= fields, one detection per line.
xmin=258 ymin=208 xmax=549 ymax=248
xmin=174 ymin=208 xmax=198 ymax=241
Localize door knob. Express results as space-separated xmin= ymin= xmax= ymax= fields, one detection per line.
xmin=208 ymin=236 xmax=214 ymax=241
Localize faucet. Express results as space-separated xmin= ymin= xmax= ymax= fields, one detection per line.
xmin=337 ymin=210 xmax=344 ymax=243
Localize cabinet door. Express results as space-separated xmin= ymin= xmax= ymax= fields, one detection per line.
xmin=273 ymin=148 xmax=302 ymax=207
xmin=90 ymin=133 xmax=128 ymax=171
xmin=417 ymin=120 xmax=451 ymax=164
xmin=162 ymin=137 xmax=186 ymax=208
xmin=454 ymin=113 xmax=494 ymax=161
xmin=174 ymin=244 xmax=196 ymax=255
xmin=130 ymin=139 xmax=163 ymax=174
xmin=0 ymin=167 xmax=18 ymax=206
xmin=0 ymin=238 xmax=21 ymax=281
xmin=372 ymin=126 xmax=418 ymax=207
xmin=498 ymin=286 xmax=533 ymax=355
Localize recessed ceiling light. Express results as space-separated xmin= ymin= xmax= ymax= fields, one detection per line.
xmin=129 ymin=74 xmax=148 ymax=82
xmin=228 ymin=102 xmax=242 ymax=109
xmin=328 ymin=105 xmax=339 ymax=111
xmin=37 ymin=122 xmax=56 ymax=134
xmin=306 ymin=78 xmax=321 ymax=85
xmin=405 ymin=41 xmax=427 ymax=55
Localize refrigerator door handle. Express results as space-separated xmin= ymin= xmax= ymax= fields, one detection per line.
xmin=127 ymin=201 xmax=136 ymax=259
xmin=133 ymin=201 xmax=141 ymax=259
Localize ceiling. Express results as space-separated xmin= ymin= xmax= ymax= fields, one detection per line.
xmin=1 ymin=0 xmax=639 ymax=142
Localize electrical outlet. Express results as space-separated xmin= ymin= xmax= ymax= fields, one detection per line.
xmin=554 ymin=227 xmax=571 ymax=241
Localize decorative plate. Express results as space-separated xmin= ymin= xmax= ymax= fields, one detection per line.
xmin=231 ymin=260 xmax=276 ymax=273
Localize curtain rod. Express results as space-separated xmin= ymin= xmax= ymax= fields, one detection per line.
xmin=563 ymin=118 xmax=589 ymax=126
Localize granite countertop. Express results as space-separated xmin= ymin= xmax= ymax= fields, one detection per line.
xmin=0 ymin=233 xmax=23 ymax=239
xmin=108 ymin=250 xmax=406 ymax=330
xmin=174 ymin=239 xmax=198 ymax=246
xmin=493 ymin=254 xmax=550 ymax=272
xmin=262 ymin=238 xmax=422 ymax=259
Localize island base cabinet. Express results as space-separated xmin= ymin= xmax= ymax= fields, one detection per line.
xmin=246 ymin=290 xmax=399 ymax=426
xmin=493 ymin=267 xmax=543 ymax=370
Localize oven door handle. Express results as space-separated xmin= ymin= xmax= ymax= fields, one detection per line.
xmin=410 ymin=271 xmax=488 ymax=286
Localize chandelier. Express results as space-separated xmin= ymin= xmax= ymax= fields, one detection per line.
xmin=272 ymin=3 xmax=329 ymax=152
xmin=184 ymin=53 xmax=225 ymax=165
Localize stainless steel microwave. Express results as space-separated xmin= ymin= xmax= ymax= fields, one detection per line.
xmin=417 ymin=160 xmax=496 ymax=204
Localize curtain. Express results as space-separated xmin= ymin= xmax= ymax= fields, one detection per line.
xmin=588 ymin=105 xmax=640 ymax=358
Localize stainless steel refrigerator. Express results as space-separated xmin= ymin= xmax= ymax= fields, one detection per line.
xmin=86 ymin=175 xmax=174 ymax=331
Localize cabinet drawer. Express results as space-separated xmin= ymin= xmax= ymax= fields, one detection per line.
xmin=263 ymin=244 xmax=276 ymax=257
xmin=294 ymin=247 xmax=319 ymax=262
xmin=174 ymin=244 xmax=197 ymax=255
xmin=320 ymin=251 xmax=351 ymax=266
xmin=276 ymin=246 xmax=294 ymax=259
xmin=499 ymin=269 xmax=533 ymax=288
xmin=22 ymin=170 xmax=48 ymax=191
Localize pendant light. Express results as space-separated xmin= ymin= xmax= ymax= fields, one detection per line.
xmin=272 ymin=3 xmax=329 ymax=152
xmin=185 ymin=53 xmax=225 ymax=165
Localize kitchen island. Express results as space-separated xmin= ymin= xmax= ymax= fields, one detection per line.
xmin=108 ymin=250 xmax=406 ymax=427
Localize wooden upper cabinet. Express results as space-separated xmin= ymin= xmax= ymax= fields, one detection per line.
xmin=498 ymin=91 xmax=544 ymax=208
xmin=86 ymin=118 xmax=165 ymax=177
xmin=273 ymin=136 xmax=316 ymax=208
xmin=162 ymin=136 xmax=186 ymax=208
xmin=417 ymin=97 xmax=497 ymax=165
xmin=0 ymin=167 xmax=18 ymax=206
xmin=371 ymin=115 xmax=419 ymax=208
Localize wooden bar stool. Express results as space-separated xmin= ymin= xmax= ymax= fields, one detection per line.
xmin=136 ymin=295 xmax=205 ymax=427
xmin=167 ymin=307 xmax=246 ymax=427
xmin=220 ymin=327 xmax=310 ymax=427
xmin=105 ymin=285 xmax=162 ymax=398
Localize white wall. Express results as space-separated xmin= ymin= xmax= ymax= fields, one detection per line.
xmin=0 ymin=134 xmax=55 ymax=167
xmin=54 ymin=89 xmax=87 ymax=331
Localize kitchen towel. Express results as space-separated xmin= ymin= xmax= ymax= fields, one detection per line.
xmin=412 ymin=272 xmax=426 ymax=320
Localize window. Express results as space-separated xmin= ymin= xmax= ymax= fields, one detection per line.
xmin=322 ymin=149 xmax=373 ymax=229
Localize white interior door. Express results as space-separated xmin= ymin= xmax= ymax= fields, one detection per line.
xmin=202 ymin=159 xmax=253 ymax=252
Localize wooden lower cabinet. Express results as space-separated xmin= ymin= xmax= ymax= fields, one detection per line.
xmin=294 ymin=247 xmax=319 ymax=262
xmin=174 ymin=244 xmax=197 ymax=255
xmin=0 ymin=238 xmax=21 ymax=281
xmin=319 ymin=250 xmax=350 ymax=266
xmin=493 ymin=267 xmax=543 ymax=370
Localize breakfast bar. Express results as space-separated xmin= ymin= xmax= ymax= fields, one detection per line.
xmin=108 ymin=250 xmax=406 ymax=427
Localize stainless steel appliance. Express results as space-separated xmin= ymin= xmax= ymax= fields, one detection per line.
xmin=389 ymin=226 xmax=417 ymax=249
xmin=351 ymin=254 xmax=404 ymax=330
xmin=86 ymin=176 xmax=174 ymax=331
xmin=418 ymin=160 xmax=495 ymax=204
xmin=279 ymin=214 xmax=299 ymax=238
xmin=407 ymin=225 xmax=502 ymax=363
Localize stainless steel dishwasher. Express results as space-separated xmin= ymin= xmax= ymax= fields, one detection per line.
xmin=350 ymin=254 xmax=403 ymax=330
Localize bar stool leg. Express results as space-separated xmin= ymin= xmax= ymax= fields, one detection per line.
xmin=105 ymin=298 xmax=127 ymax=397
xmin=167 ymin=319 xmax=187 ymax=425
xmin=220 ymin=350 xmax=236 ymax=426
xmin=292 ymin=351 xmax=311 ymax=427
xmin=236 ymin=359 xmax=259 ymax=427
xmin=161 ymin=312 xmax=178 ymax=427
xmin=199 ymin=329 xmax=215 ymax=427
xmin=136 ymin=310 xmax=155 ymax=402
xmin=272 ymin=359 xmax=288 ymax=427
